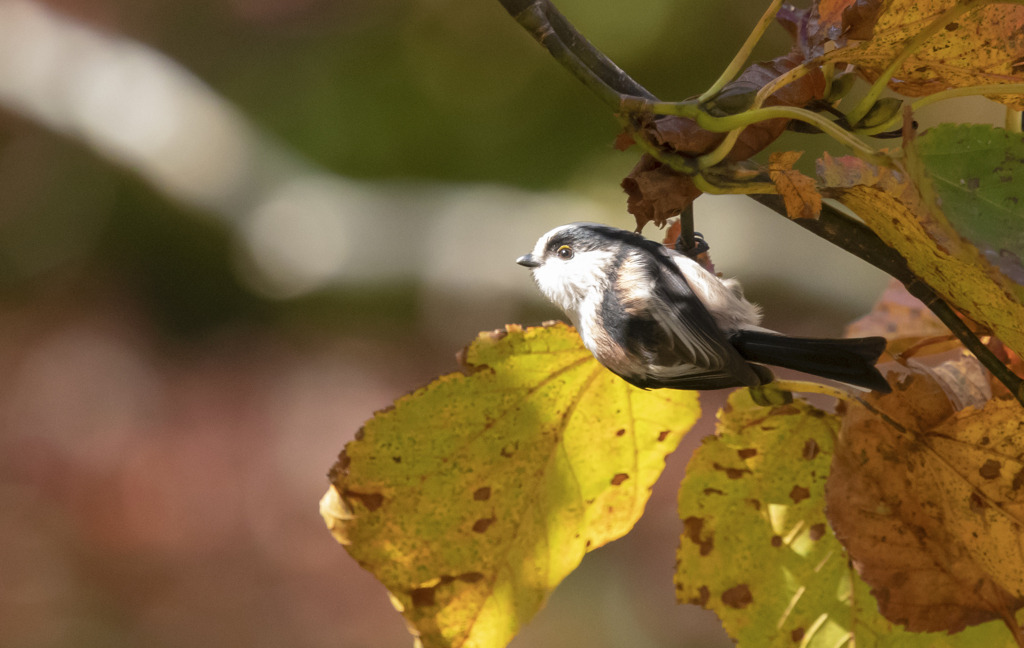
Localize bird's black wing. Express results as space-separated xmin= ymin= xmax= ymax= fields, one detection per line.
xmin=624 ymin=243 xmax=763 ymax=389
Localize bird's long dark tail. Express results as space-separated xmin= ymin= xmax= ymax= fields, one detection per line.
xmin=730 ymin=330 xmax=892 ymax=393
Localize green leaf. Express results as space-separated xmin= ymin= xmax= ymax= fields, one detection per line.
xmin=853 ymin=97 xmax=903 ymax=129
xmin=322 ymin=322 xmax=700 ymax=648
xmin=915 ymin=123 xmax=1024 ymax=286
xmin=675 ymin=388 xmax=1021 ymax=647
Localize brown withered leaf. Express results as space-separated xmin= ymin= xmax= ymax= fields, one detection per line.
xmin=992 ymin=344 xmax=1024 ymax=402
xmin=826 ymin=365 xmax=1024 ymax=635
xmin=775 ymin=3 xmax=805 ymax=43
xmin=840 ymin=0 xmax=884 ymax=41
xmin=767 ymin=151 xmax=822 ymax=220
xmin=817 ymin=150 xmax=919 ymax=206
xmin=640 ymin=51 xmax=826 ymax=163
xmin=817 ymin=0 xmax=856 ymax=35
xmin=622 ymin=155 xmax=702 ymax=232
xmin=641 ymin=115 xmax=728 ymax=159
xmin=661 ymin=219 xmax=682 ymax=247
xmin=817 ymin=0 xmax=885 ymax=42
xmin=624 ymin=51 xmax=826 ymax=230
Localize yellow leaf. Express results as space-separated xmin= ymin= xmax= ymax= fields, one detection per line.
xmin=827 ymin=366 xmax=1024 ymax=634
xmin=676 ymin=387 xmax=1024 ymax=646
xmin=768 ymin=151 xmax=822 ymax=220
xmin=322 ymin=322 xmax=700 ymax=648
xmin=831 ymin=0 xmax=1024 ymax=109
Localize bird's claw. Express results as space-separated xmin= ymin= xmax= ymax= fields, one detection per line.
xmin=677 ymin=232 xmax=710 ymax=259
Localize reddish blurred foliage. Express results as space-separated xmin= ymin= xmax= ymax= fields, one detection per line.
xmin=0 ymin=289 xmax=434 ymax=648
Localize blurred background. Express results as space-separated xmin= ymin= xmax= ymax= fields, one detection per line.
xmin=0 ymin=0 xmax=1004 ymax=646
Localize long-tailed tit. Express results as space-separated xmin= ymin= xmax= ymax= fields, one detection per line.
xmin=516 ymin=223 xmax=891 ymax=393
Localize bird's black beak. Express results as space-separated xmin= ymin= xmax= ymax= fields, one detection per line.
xmin=516 ymin=254 xmax=540 ymax=268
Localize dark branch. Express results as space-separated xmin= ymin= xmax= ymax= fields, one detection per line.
xmin=675 ymin=203 xmax=696 ymax=253
xmin=496 ymin=0 xmax=654 ymax=108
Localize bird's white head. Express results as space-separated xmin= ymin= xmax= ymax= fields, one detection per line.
xmin=516 ymin=223 xmax=636 ymax=315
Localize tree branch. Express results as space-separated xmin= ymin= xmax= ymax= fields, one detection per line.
xmin=496 ymin=0 xmax=654 ymax=107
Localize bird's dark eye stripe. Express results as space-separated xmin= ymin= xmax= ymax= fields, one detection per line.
xmin=545 ymin=226 xmax=640 ymax=255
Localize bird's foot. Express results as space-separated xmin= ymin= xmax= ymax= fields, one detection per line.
xmin=676 ymin=232 xmax=710 ymax=259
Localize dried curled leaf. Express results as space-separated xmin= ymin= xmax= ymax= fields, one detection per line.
xmin=323 ymin=323 xmax=700 ymax=648
xmin=837 ymin=0 xmax=885 ymax=41
xmin=676 ymin=388 xmax=1020 ymax=646
xmin=768 ymin=151 xmax=822 ymax=220
xmin=622 ymin=156 xmax=702 ymax=232
xmin=817 ymin=0 xmax=887 ymax=43
xmin=827 ymin=365 xmax=1024 ymax=635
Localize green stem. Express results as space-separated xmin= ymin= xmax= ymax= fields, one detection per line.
xmin=692 ymin=172 xmax=777 ymax=195
xmin=697 ymin=128 xmax=745 ymax=168
xmin=619 ymin=97 xmax=701 ymax=119
xmin=1008 ymin=108 xmax=1023 ymax=134
xmin=698 ymin=0 xmax=785 ymax=103
xmin=663 ymin=104 xmax=884 ymax=163
xmin=699 ymin=55 xmax=833 ymax=167
xmin=855 ymin=83 xmax=1024 ymax=136
xmin=772 ymin=379 xmax=857 ymax=402
xmin=844 ymin=0 xmax=988 ymax=126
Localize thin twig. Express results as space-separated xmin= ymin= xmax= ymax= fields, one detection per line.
xmin=1007 ymin=108 xmax=1023 ymax=134
xmin=699 ymin=0 xmax=785 ymax=103
xmin=677 ymin=203 xmax=696 ymax=253
xmin=856 ymin=83 xmax=1024 ymax=136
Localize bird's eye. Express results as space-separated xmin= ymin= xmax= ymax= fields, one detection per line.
xmin=557 ymin=245 xmax=574 ymax=260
